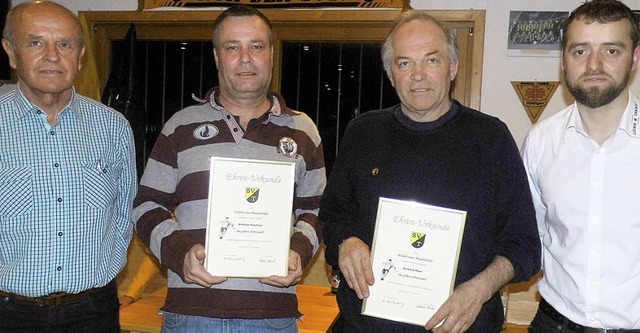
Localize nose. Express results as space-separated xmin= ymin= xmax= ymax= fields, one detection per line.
xmin=587 ymin=52 xmax=603 ymax=72
xmin=239 ymin=47 xmax=252 ymax=64
xmin=410 ymin=63 xmax=425 ymax=81
xmin=44 ymin=44 xmax=60 ymax=62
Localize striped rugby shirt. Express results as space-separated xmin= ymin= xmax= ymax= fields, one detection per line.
xmin=133 ymin=89 xmax=326 ymax=318
xmin=0 ymin=86 xmax=137 ymax=297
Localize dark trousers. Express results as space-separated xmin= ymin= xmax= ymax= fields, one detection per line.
xmin=0 ymin=280 xmax=120 ymax=333
xmin=528 ymin=298 xmax=640 ymax=333
xmin=528 ymin=303 xmax=580 ymax=333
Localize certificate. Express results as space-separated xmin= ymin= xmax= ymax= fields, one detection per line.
xmin=204 ymin=157 xmax=295 ymax=278
xmin=362 ymin=197 xmax=467 ymax=326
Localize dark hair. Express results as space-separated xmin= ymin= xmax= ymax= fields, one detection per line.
xmin=212 ymin=5 xmax=273 ymax=48
xmin=561 ymin=0 xmax=640 ymax=50
xmin=381 ymin=11 xmax=459 ymax=78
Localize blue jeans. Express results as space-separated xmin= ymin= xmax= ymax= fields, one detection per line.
xmin=161 ymin=312 xmax=298 ymax=333
xmin=0 ymin=280 xmax=120 ymax=333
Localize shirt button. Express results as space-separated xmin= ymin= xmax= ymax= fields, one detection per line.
xmin=226 ymin=115 xmax=231 ymax=119
xmin=233 ymin=128 xmax=238 ymax=132
xmin=54 ymin=163 xmax=60 ymax=168
xmin=50 ymin=130 xmax=55 ymax=135
xmin=56 ymin=266 xmax=62 ymax=271
xmin=57 ymin=232 xmax=63 ymax=237
xmin=57 ymin=197 xmax=63 ymax=203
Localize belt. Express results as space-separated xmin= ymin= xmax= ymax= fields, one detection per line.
xmin=539 ymin=298 xmax=640 ymax=333
xmin=0 ymin=287 xmax=99 ymax=307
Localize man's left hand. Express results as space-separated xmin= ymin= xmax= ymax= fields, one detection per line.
xmin=259 ymin=250 xmax=303 ymax=287
xmin=424 ymin=279 xmax=486 ymax=333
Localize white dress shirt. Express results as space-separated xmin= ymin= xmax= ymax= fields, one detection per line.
xmin=521 ymin=91 xmax=640 ymax=329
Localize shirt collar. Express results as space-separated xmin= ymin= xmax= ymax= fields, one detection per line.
xmin=562 ymin=90 xmax=640 ymax=141
xmin=12 ymin=83 xmax=81 ymax=121
xmin=208 ymin=88 xmax=296 ymax=121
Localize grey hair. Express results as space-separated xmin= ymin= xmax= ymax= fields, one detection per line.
xmin=381 ymin=11 xmax=459 ymax=78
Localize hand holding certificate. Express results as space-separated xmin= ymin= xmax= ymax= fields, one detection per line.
xmin=362 ymin=197 xmax=467 ymax=326
xmin=204 ymin=157 xmax=295 ymax=278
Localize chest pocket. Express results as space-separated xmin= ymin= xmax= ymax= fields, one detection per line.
xmin=0 ymin=166 xmax=34 ymax=218
xmin=82 ymin=160 xmax=118 ymax=210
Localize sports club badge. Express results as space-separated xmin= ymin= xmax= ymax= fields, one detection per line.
xmin=278 ymin=137 xmax=298 ymax=158
xmin=245 ymin=187 xmax=260 ymax=203
xmin=411 ymin=232 xmax=426 ymax=248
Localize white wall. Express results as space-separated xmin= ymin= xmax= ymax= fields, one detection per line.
xmin=410 ymin=0 xmax=640 ymax=146
xmin=10 ymin=0 xmax=640 ymax=146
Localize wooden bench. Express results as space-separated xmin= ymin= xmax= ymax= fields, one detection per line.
xmin=120 ymin=284 xmax=340 ymax=333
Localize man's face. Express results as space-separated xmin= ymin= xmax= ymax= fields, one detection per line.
xmin=388 ymin=19 xmax=458 ymax=122
xmin=214 ymin=16 xmax=273 ymax=101
xmin=1 ymin=4 xmax=85 ymax=102
xmin=562 ymin=18 xmax=640 ymax=109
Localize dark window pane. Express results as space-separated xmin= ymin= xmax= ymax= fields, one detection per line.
xmin=109 ymin=38 xmax=395 ymax=175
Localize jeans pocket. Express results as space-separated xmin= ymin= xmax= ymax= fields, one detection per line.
xmin=160 ymin=311 xmax=189 ymax=330
xmin=263 ymin=317 xmax=297 ymax=330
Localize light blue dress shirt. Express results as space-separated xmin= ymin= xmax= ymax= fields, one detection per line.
xmin=0 ymin=86 xmax=137 ymax=297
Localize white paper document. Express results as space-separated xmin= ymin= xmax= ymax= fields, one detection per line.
xmin=204 ymin=157 xmax=295 ymax=278
xmin=362 ymin=197 xmax=467 ymax=326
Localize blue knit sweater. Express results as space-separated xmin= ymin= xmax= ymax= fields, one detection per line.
xmin=320 ymin=100 xmax=540 ymax=332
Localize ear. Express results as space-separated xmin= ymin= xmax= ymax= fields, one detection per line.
xmin=387 ymin=70 xmax=396 ymax=88
xmin=449 ymin=60 xmax=459 ymax=82
xmin=78 ymin=45 xmax=86 ymax=71
xmin=631 ymin=45 xmax=640 ymax=71
xmin=560 ymin=50 xmax=566 ymax=73
xmin=213 ymin=46 xmax=219 ymax=67
xmin=2 ymin=38 xmax=17 ymax=69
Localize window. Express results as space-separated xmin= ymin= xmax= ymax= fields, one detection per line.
xmin=84 ymin=9 xmax=484 ymax=170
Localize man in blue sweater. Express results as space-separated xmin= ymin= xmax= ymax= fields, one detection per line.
xmin=321 ymin=11 xmax=540 ymax=333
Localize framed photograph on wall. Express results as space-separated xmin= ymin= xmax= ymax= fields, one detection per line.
xmin=1 ymin=0 xmax=12 ymax=82
xmin=507 ymin=11 xmax=569 ymax=57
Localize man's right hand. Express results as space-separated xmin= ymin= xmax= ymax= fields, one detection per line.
xmin=338 ymin=237 xmax=375 ymax=299
xmin=183 ymin=244 xmax=227 ymax=287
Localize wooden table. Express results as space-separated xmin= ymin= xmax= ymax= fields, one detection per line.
xmin=120 ymin=284 xmax=340 ymax=333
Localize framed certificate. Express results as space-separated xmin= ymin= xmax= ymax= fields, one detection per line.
xmin=362 ymin=197 xmax=467 ymax=326
xmin=204 ymin=157 xmax=295 ymax=278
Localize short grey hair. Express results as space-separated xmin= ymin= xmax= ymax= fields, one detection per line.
xmin=381 ymin=11 xmax=459 ymax=78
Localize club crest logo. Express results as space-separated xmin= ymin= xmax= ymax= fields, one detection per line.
xmin=193 ymin=124 xmax=219 ymax=140
xmin=245 ymin=187 xmax=260 ymax=203
xmin=411 ymin=232 xmax=426 ymax=248
xmin=278 ymin=137 xmax=298 ymax=158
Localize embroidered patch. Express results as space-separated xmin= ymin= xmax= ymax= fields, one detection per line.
xmin=278 ymin=137 xmax=298 ymax=158
xmin=193 ymin=124 xmax=219 ymax=140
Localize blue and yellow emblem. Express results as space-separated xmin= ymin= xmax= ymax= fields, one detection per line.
xmin=411 ymin=232 xmax=426 ymax=248
xmin=245 ymin=187 xmax=260 ymax=203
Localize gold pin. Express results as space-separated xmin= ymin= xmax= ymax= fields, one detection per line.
xmin=371 ymin=168 xmax=379 ymax=176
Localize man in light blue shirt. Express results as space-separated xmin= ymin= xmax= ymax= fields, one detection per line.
xmin=0 ymin=1 xmax=137 ymax=332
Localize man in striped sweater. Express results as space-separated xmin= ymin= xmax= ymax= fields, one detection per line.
xmin=132 ymin=5 xmax=326 ymax=333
